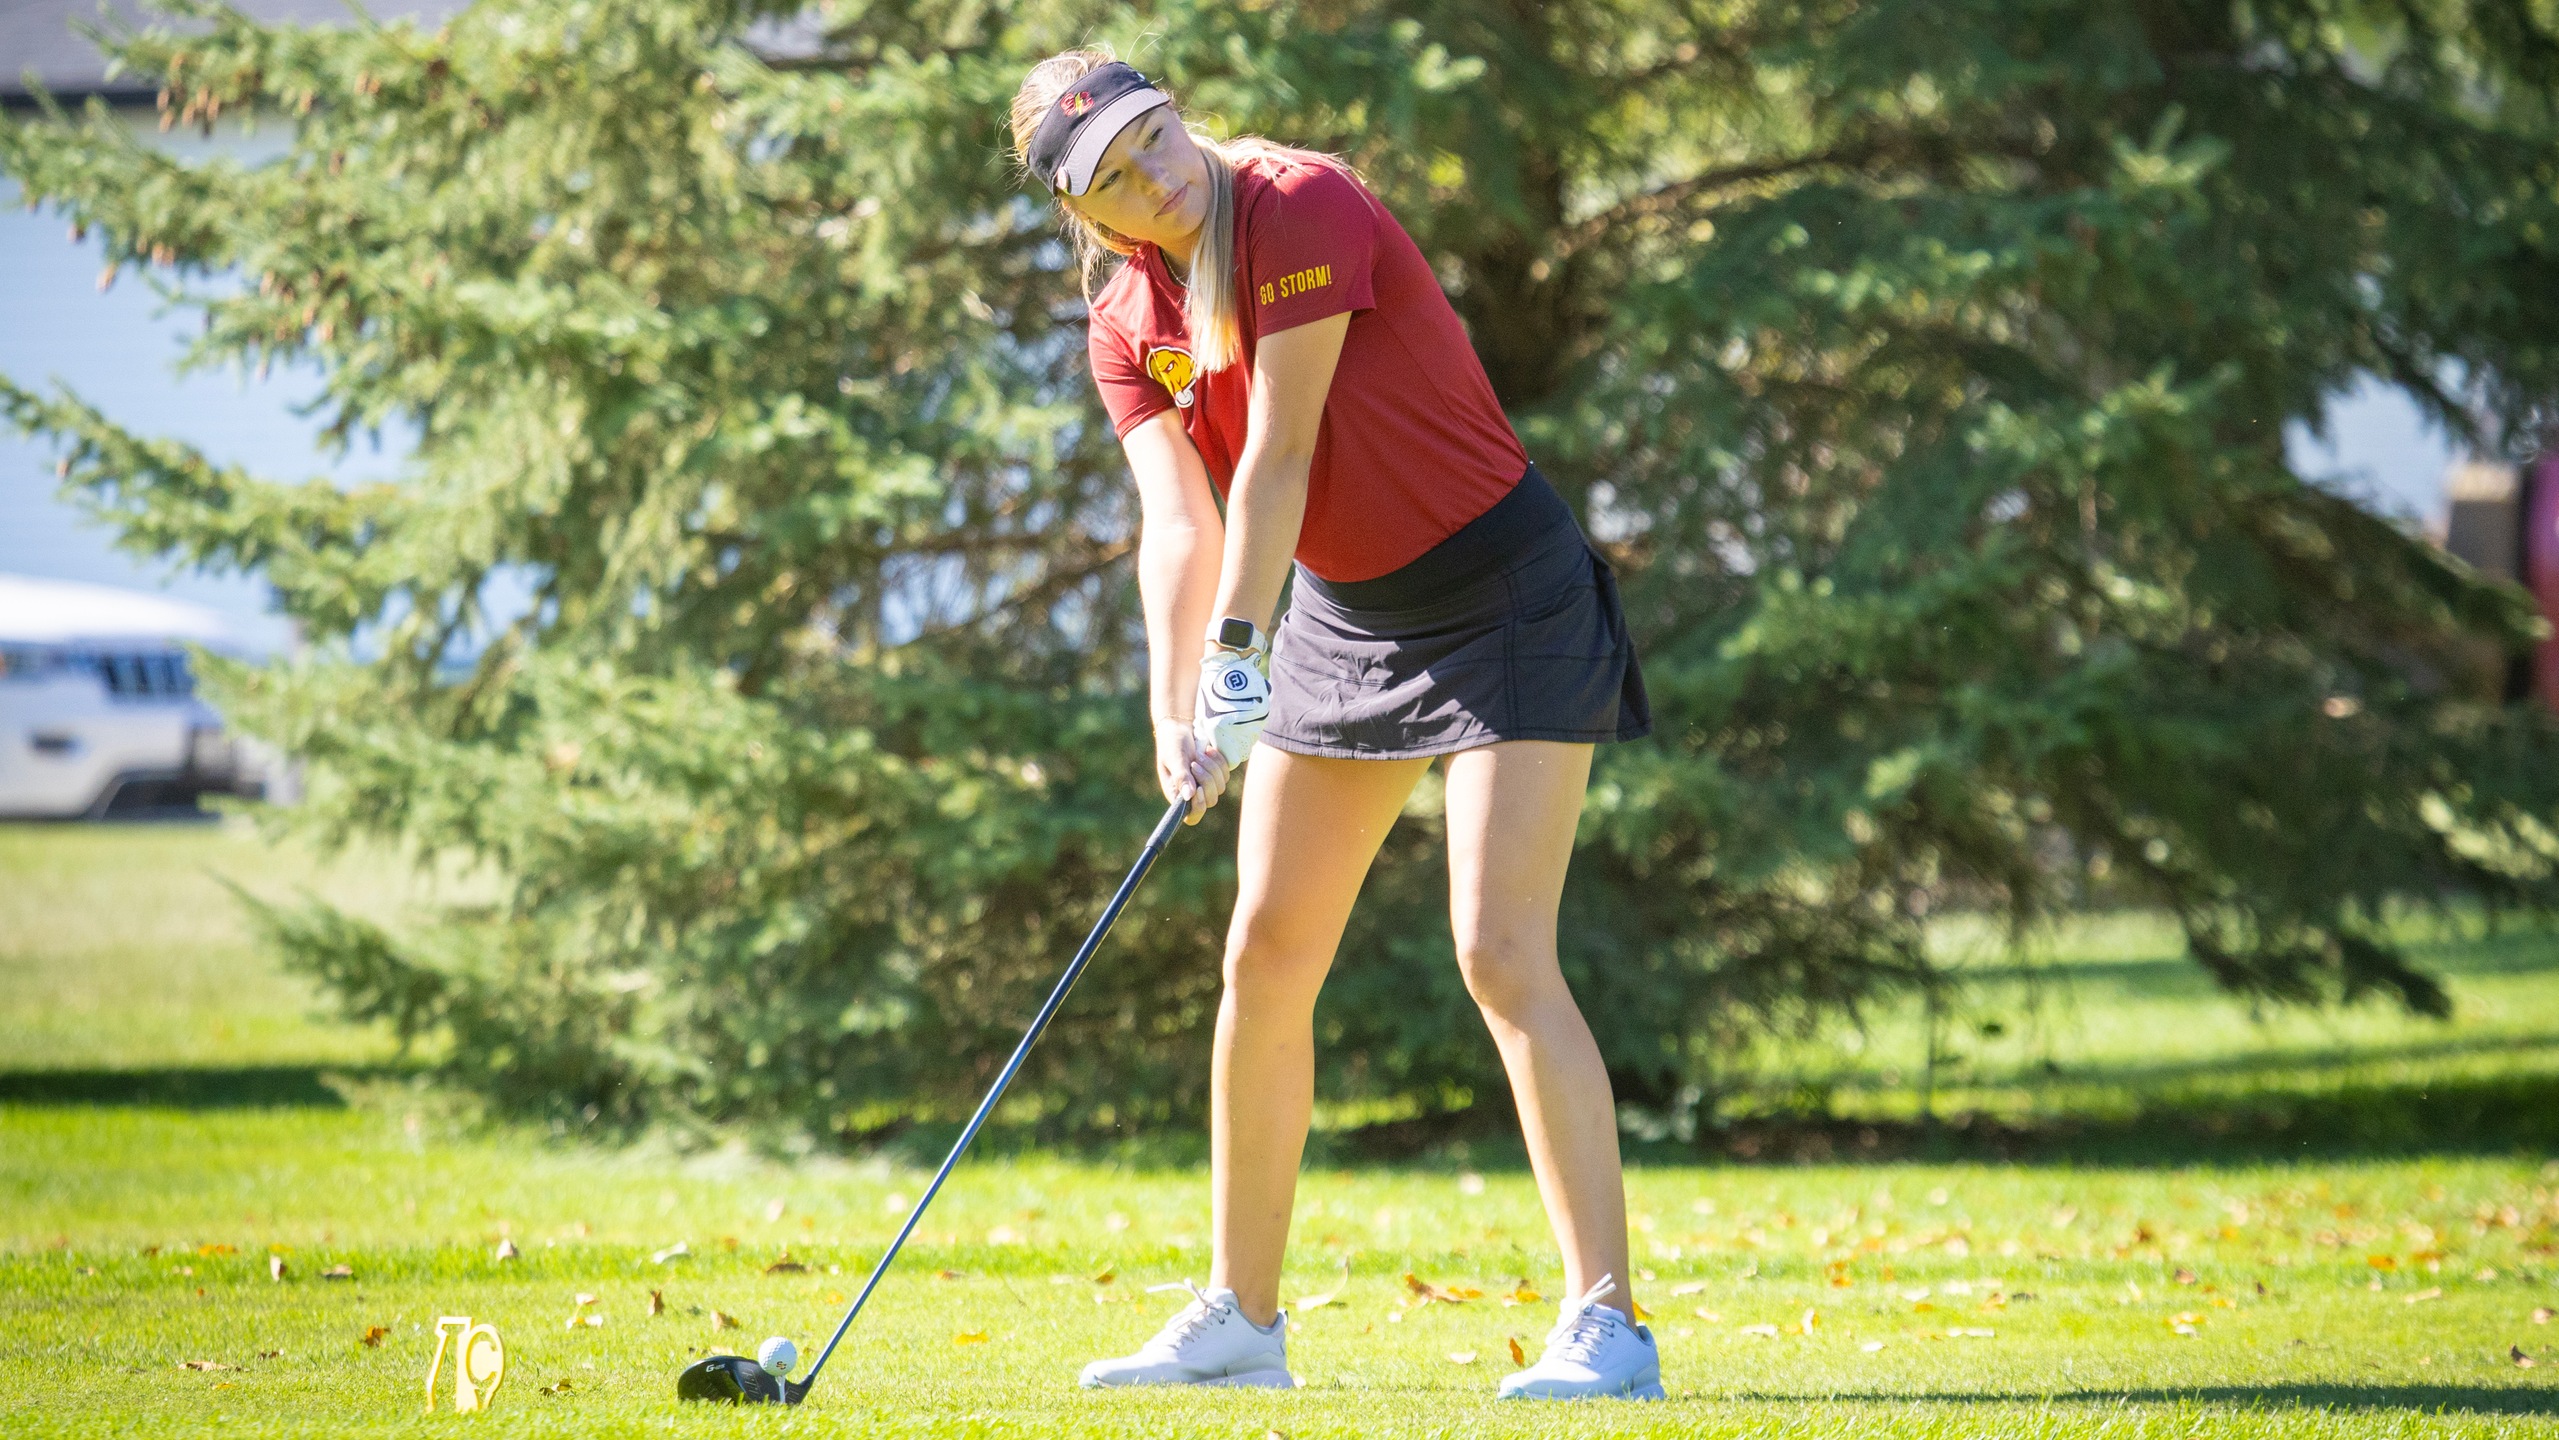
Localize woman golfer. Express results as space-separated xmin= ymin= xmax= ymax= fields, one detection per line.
xmin=1012 ymin=52 xmax=1659 ymax=1401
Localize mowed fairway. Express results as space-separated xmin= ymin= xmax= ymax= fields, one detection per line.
xmin=2 ymin=824 xmax=2555 ymax=1438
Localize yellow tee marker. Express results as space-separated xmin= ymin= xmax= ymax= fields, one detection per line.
xmin=425 ymin=1317 xmax=506 ymax=1412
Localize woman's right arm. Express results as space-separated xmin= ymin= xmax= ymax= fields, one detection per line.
xmin=1122 ymin=410 xmax=1232 ymax=822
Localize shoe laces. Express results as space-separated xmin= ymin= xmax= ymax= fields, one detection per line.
xmin=1543 ymin=1274 xmax=1626 ymax=1365
xmin=1144 ymin=1280 xmax=1230 ymax=1350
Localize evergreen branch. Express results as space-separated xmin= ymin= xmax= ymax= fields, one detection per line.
xmin=1554 ymin=135 xmax=1909 ymax=259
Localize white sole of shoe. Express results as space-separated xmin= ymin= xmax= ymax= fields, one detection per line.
xmin=1198 ymin=1369 xmax=1297 ymax=1389
xmin=1080 ymin=1369 xmax=1297 ymax=1390
xmin=1497 ymin=1377 xmax=1667 ymax=1401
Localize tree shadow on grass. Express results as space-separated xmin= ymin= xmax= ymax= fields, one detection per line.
xmin=0 ymin=1065 xmax=409 ymax=1108
xmin=1732 ymin=1385 xmax=2559 ymax=1416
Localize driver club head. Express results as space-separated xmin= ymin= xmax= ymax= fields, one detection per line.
xmin=676 ymin=1353 xmax=805 ymax=1405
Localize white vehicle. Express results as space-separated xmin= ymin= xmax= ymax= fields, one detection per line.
xmin=0 ymin=574 xmax=285 ymax=819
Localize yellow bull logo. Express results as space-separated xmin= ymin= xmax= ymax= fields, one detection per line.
xmin=1146 ymin=345 xmax=1198 ymax=409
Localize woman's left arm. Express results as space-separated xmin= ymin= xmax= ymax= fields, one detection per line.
xmin=1211 ymin=312 xmax=1351 ymax=630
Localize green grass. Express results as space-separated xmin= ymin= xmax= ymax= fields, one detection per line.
xmin=3 ymin=822 xmax=2557 ymax=1437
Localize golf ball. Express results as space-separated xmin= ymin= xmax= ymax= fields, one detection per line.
xmin=757 ymin=1336 xmax=798 ymax=1377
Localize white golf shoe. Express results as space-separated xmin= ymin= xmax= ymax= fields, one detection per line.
xmin=1496 ymin=1274 xmax=1665 ymax=1400
xmin=1078 ymin=1280 xmax=1295 ymax=1389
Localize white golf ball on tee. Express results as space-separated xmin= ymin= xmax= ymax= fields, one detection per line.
xmin=757 ymin=1335 xmax=798 ymax=1377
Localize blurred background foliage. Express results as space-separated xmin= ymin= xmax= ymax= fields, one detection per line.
xmin=9 ymin=0 xmax=2559 ymax=1146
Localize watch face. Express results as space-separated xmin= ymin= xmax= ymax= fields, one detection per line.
xmin=1218 ymin=618 xmax=1257 ymax=650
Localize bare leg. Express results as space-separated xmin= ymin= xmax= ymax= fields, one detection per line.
xmin=1442 ymin=740 xmax=1636 ymax=1320
xmin=1210 ymin=747 xmax=1428 ymax=1326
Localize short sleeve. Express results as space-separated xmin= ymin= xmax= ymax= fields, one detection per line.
xmin=1088 ymin=308 xmax=1175 ymax=438
xmin=1243 ymin=163 xmax=1379 ymax=338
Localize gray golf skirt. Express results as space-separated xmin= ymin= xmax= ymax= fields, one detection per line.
xmin=1260 ymin=464 xmax=1652 ymax=760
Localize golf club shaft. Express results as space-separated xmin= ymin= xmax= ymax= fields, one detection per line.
xmin=797 ymin=796 xmax=1192 ymax=1393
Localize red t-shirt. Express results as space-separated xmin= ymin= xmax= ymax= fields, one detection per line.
xmin=1086 ymin=150 xmax=1528 ymax=583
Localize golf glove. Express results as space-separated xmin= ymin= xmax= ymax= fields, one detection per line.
xmin=1194 ymin=618 xmax=1271 ymax=767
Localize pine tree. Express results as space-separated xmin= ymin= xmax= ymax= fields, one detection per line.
xmin=8 ymin=0 xmax=2559 ymax=1139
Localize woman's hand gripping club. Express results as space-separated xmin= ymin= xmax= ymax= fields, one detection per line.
xmin=1157 ymin=617 xmax=1270 ymax=824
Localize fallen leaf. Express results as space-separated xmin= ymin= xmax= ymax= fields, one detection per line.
xmin=1089 ymin=1264 xmax=1117 ymax=1286
xmin=935 ymin=1269 xmax=964 ymax=1281
xmin=257 ymin=1350 xmax=282 ymax=1359
xmin=1693 ymin=1307 xmax=1722 ymax=1321
xmin=1292 ymin=1260 xmax=1347 ymax=1311
xmin=2516 ymin=1346 xmax=2537 ymax=1369
xmin=765 ymin=1198 xmax=787 ymax=1223
xmin=1670 ymin=1280 xmax=1712 ymax=1297
xmin=574 ymin=1293 xmax=597 ymax=1307
xmin=1632 ymin=1300 xmax=1651 ymax=1321
xmin=174 ymin=1265 xmax=195 ymax=1277
xmin=2170 ymin=1311 xmax=2203 ymax=1336
xmin=1403 ymin=1272 xmax=1467 ymax=1305
xmin=541 ymin=1377 xmax=576 ymax=1395
xmin=1949 ymin=1327 xmax=1996 ymax=1338
xmin=360 ymin=1326 xmax=387 ymax=1348
xmin=1797 ymin=1308 xmax=1817 ymax=1335
xmin=268 ymin=1256 xmax=286 ymax=1282
xmin=495 ymin=1239 xmax=520 ymax=1262
xmin=765 ymin=1258 xmax=808 ymax=1275
xmin=2367 ymin=1255 xmax=2397 ymax=1271
xmin=953 ymin=1329 xmax=989 ymax=1345
xmin=1507 ymin=1336 xmax=1527 ymax=1366
xmin=2406 ymin=1288 xmax=2442 ymax=1304
xmin=647 ymin=1290 xmax=664 ymax=1317
xmin=1739 ymin=1323 xmax=1780 ymax=1338
xmin=710 ymin=1311 xmax=739 ymax=1331
xmin=1448 ymin=1285 xmax=1486 ymax=1302
xmin=320 ymin=1265 xmax=354 ymax=1281
xmin=181 ymin=1360 xmax=236 ymax=1371
xmin=1860 ymin=1340 xmax=1885 ymax=1352
xmin=2535 ymin=1308 xmax=2553 ymax=1325
xmin=198 ymin=1244 xmax=236 ymax=1256
xmin=1502 ymin=1284 xmax=1542 ymax=1306
xmin=652 ymin=1242 xmax=690 ymax=1264
xmin=1447 ymin=1350 xmax=1477 ymax=1364
xmin=2174 ymin=1268 xmax=2197 ymax=1286
xmin=2477 ymin=1268 xmax=2500 ymax=1282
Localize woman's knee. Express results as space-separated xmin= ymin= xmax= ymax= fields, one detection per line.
xmin=1222 ymin=901 xmax=1335 ymax=1002
xmin=1452 ymin=923 xmax=1561 ymax=1021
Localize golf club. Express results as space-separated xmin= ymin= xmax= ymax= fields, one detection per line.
xmin=677 ymin=795 xmax=1193 ymax=1405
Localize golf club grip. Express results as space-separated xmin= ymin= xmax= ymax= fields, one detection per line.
xmin=797 ymin=797 xmax=1190 ymax=1392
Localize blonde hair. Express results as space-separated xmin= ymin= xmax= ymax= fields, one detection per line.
xmin=1010 ymin=48 xmax=1279 ymax=374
